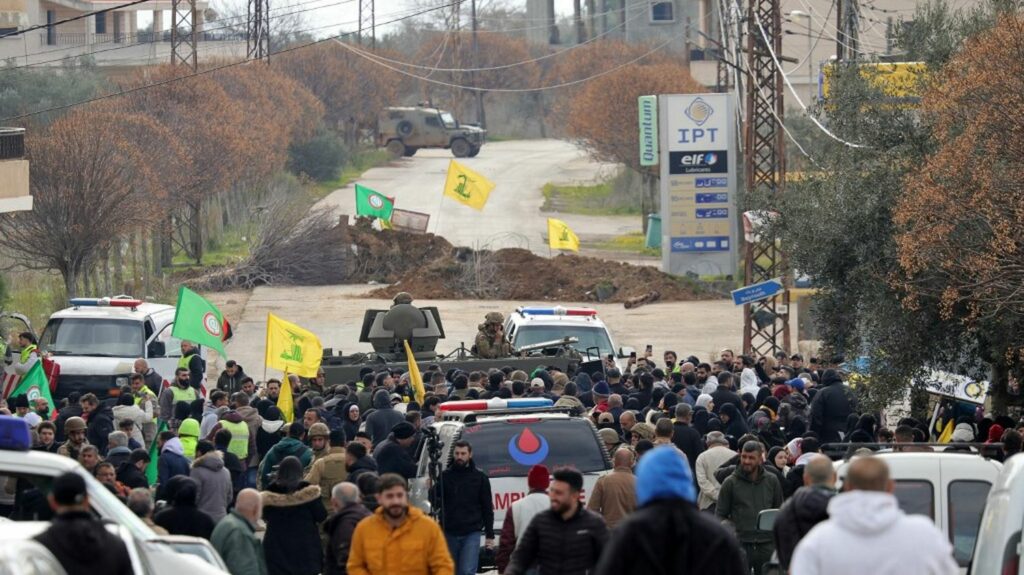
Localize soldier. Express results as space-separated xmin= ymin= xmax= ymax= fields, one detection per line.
xmin=475 ymin=312 xmax=512 ymax=359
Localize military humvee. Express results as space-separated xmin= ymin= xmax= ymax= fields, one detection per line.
xmin=378 ymin=105 xmax=486 ymax=158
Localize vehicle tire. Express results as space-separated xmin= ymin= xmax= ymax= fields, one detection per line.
xmin=468 ymin=146 xmax=481 ymax=158
xmin=450 ymin=138 xmax=471 ymax=158
xmin=385 ymin=139 xmax=405 ymax=158
xmin=403 ymin=146 xmax=418 ymax=157
xmin=396 ymin=120 xmax=415 ymax=137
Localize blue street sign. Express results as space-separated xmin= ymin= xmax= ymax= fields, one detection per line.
xmin=731 ymin=278 xmax=784 ymax=306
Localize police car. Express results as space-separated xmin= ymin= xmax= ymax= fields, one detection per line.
xmin=27 ymin=296 xmax=205 ymax=400
xmin=504 ymin=306 xmax=629 ymax=369
xmin=410 ymin=398 xmax=613 ymax=568
xmin=0 ymin=416 xmax=225 ymax=574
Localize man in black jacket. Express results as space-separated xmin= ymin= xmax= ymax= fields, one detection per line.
xmin=594 ymin=446 xmax=745 ymax=575
xmin=773 ymin=454 xmax=836 ymax=569
xmin=372 ymin=422 xmax=417 ymax=479
xmin=35 ymin=472 xmax=133 ymax=575
xmin=672 ymin=404 xmax=704 ymax=473
xmin=431 ymin=440 xmax=495 ymax=575
xmin=711 ymin=372 xmax=743 ymax=416
xmin=809 ymin=369 xmax=857 ymax=443
xmin=79 ymin=393 xmax=114 ymax=456
xmin=506 ymin=468 xmax=609 ymax=575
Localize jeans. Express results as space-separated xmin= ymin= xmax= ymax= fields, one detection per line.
xmin=742 ymin=541 xmax=775 ymax=575
xmin=245 ymin=466 xmax=258 ymax=489
xmin=445 ymin=532 xmax=481 ymax=575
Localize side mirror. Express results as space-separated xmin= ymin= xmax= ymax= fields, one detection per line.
xmin=618 ymin=346 xmax=636 ymax=358
xmin=148 ymin=341 xmax=166 ymax=358
xmin=757 ymin=508 xmax=779 ymax=531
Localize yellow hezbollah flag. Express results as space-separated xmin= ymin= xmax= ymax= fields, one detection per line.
xmin=278 ymin=372 xmax=294 ymax=423
xmin=444 ymin=160 xmax=495 ymax=210
xmin=266 ymin=313 xmax=323 ymax=378
xmin=403 ymin=340 xmax=425 ymax=404
xmin=937 ymin=419 xmax=953 ymax=443
xmin=547 ymin=218 xmax=580 ymax=252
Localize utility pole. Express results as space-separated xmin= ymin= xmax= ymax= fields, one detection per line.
xmin=835 ymin=0 xmax=858 ymax=61
xmin=358 ymin=0 xmax=375 ymax=48
xmin=170 ymin=0 xmax=197 ymax=70
xmin=247 ymin=0 xmax=270 ymax=62
xmin=743 ymin=0 xmax=789 ymax=356
xmin=471 ymin=0 xmax=485 ymax=128
xmin=574 ymin=0 xmax=584 ymax=43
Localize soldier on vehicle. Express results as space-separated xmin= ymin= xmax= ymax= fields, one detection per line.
xmin=475 ymin=312 xmax=512 ymax=359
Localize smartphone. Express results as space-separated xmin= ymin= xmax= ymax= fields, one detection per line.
xmin=630 ymin=351 xmax=637 ymax=359
xmin=606 ymin=354 xmax=614 ymax=362
xmin=645 ymin=344 xmax=653 ymax=353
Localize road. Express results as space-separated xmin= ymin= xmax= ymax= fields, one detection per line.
xmin=212 ymin=285 xmax=753 ymax=379
xmin=317 ymin=140 xmax=640 ymax=255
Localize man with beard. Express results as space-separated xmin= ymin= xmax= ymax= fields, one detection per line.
xmin=158 ymin=368 xmax=199 ymax=429
xmin=431 ymin=441 xmax=494 ymax=575
xmin=347 ymin=473 xmax=454 ymax=575
xmin=717 ymin=440 xmax=783 ymax=575
xmin=505 ymin=469 xmax=609 ymax=575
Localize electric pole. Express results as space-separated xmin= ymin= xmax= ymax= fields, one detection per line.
xmin=836 ymin=0 xmax=859 ymax=61
xmin=743 ymin=0 xmax=790 ymax=356
xmin=170 ymin=0 xmax=197 ymax=71
xmin=358 ymin=0 xmax=375 ymax=47
xmin=247 ymin=0 xmax=270 ymax=62
xmin=471 ymin=0 xmax=485 ymax=128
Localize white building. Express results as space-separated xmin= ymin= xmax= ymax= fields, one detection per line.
xmin=0 ymin=0 xmax=245 ymax=67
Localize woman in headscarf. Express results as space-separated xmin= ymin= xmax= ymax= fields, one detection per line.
xmin=719 ymin=403 xmax=749 ymax=439
xmin=341 ymin=403 xmax=361 ymax=442
xmin=261 ymin=456 xmax=328 ymax=575
xmin=741 ymin=393 xmax=757 ymax=417
xmin=695 ymin=394 xmax=714 ymax=413
xmin=848 ymin=414 xmax=877 ymax=444
xmin=692 ymin=408 xmax=710 ymax=436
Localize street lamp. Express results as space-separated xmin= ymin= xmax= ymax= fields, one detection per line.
xmin=786 ymin=10 xmax=813 ymax=99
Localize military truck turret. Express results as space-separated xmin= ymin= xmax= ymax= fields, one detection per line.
xmin=378 ymin=105 xmax=486 ymax=159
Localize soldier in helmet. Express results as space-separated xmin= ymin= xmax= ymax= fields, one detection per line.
xmin=475 ymin=312 xmax=512 ymax=359
xmin=392 ymin=292 xmax=414 ymax=307
xmin=57 ymin=417 xmax=90 ymax=460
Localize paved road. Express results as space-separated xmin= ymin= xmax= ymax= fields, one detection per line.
xmin=213 ymin=285 xmax=758 ymax=380
xmin=317 ymin=140 xmax=640 ymax=255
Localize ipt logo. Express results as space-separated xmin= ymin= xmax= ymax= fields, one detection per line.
xmin=685 ymin=97 xmax=714 ymax=126
xmin=202 ymin=313 xmax=222 ymax=337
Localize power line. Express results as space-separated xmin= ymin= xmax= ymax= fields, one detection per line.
xmin=334 ymin=34 xmax=674 ymax=93
xmin=753 ymin=10 xmax=868 ymax=149
xmin=1 ymin=1 xmax=459 ymax=122
xmin=343 ymin=5 xmax=650 ymax=74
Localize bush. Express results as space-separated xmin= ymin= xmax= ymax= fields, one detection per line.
xmin=288 ymin=130 xmax=347 ymax=182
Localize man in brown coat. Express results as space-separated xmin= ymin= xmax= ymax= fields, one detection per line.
xmin=586 ymin=448 xmax=636 ymax=528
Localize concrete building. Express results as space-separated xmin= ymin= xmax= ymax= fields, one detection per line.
xmin=0 ymin=0 xmax=245 ymax=67
xmin=0 ymin=128 xmax=32 ymax=214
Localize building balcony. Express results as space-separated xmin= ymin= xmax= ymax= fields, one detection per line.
xmin=0 ymin=129 xmax=32 ymax=215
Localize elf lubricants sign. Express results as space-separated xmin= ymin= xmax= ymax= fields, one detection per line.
xmin=659 ymin=93 xmax=738 ymax=277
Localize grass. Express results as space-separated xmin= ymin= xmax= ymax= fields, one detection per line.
xmin=541 ymin=171 xmax=644 ymax=216
xmin=172 ymin=227 xmax=251 ymax=269
xmin=592 ymin=232 xmax=661 ymax=257
xmin=313 ymin=149 xmax=392 ymax=200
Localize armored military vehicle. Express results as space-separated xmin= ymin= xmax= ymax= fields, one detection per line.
xmin=319 ymin=301 xmax=578 ymax=385
xmin=377 ymin=105 xmax=486 ymax=159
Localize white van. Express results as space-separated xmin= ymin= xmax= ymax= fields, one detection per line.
xmin=32 ymin=296 xmax=204 ymax=400
xmin=969 ymin=454 xmax=1024 ymax=574
xmin=834 ymin=452 xmax=1001 ymax=572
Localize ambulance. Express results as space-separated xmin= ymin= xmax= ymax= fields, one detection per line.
xmin=410 ymin=398 xmax=613 ymax=569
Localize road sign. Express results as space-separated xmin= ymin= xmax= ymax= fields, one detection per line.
xmin=731 ymin=278 xmax=783 ymax=306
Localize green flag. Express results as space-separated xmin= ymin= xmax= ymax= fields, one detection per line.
xmin=9 ymin=361 xmax=53 ymax=418
xmin=145 ymin=420 xmax=169 ymax=486
xmin=354 ymin=184 xmax=394 ymax=221
xmin=171 ymin=286 xmax=229 ymax=356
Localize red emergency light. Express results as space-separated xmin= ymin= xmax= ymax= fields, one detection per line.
xmin=69 ymin=297 xmax=143 ymax=309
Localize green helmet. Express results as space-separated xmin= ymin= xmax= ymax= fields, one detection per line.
xmin=485 ymin=312 xmax=504 ymax=324
xmin=64 ymin=416 xmax=86 ymax=433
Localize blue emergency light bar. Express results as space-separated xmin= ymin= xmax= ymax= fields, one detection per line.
xmin=517 ymin=306 xmax=597 ymax=317
xmin=438 ymin=398 xmax=554 ymax=412
xmin=70 ymin=297 xmax=143 ymax=308
xmin=0 ymin=416 xmax=31 ymax=451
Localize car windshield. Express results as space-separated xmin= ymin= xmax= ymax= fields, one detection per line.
xmin=513 ymin=325 xmax=613 ymax=358
xmin=41 ymin=318 xmax=144 ymax=357
xmin=440 ymin=112 xmax=457 ymax=129
xmin=459 ymin=419 xmax=608 ymax=477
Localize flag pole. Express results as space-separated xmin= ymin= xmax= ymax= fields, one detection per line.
xmin=434 ymin=189 xmax=445 ymax=235
xmin=263 ymin=314 xmax=269 ymax=382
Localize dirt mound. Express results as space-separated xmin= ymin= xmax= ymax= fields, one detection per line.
xmin=356 ymin=226 xmax=718 ymax=304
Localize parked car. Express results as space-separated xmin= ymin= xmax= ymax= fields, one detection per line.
xmin=968 ymin=454 xmax=1024 ymax=574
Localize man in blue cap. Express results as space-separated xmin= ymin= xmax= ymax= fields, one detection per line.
xmin=594 ymin=445 xmax=745 ymax=575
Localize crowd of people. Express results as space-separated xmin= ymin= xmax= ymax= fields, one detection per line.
xmin=3 ymin=343 xmax=1015 ymax=575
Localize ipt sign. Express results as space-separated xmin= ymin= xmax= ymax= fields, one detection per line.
xmin=676 ymin=96 xmax=721 ymax=145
